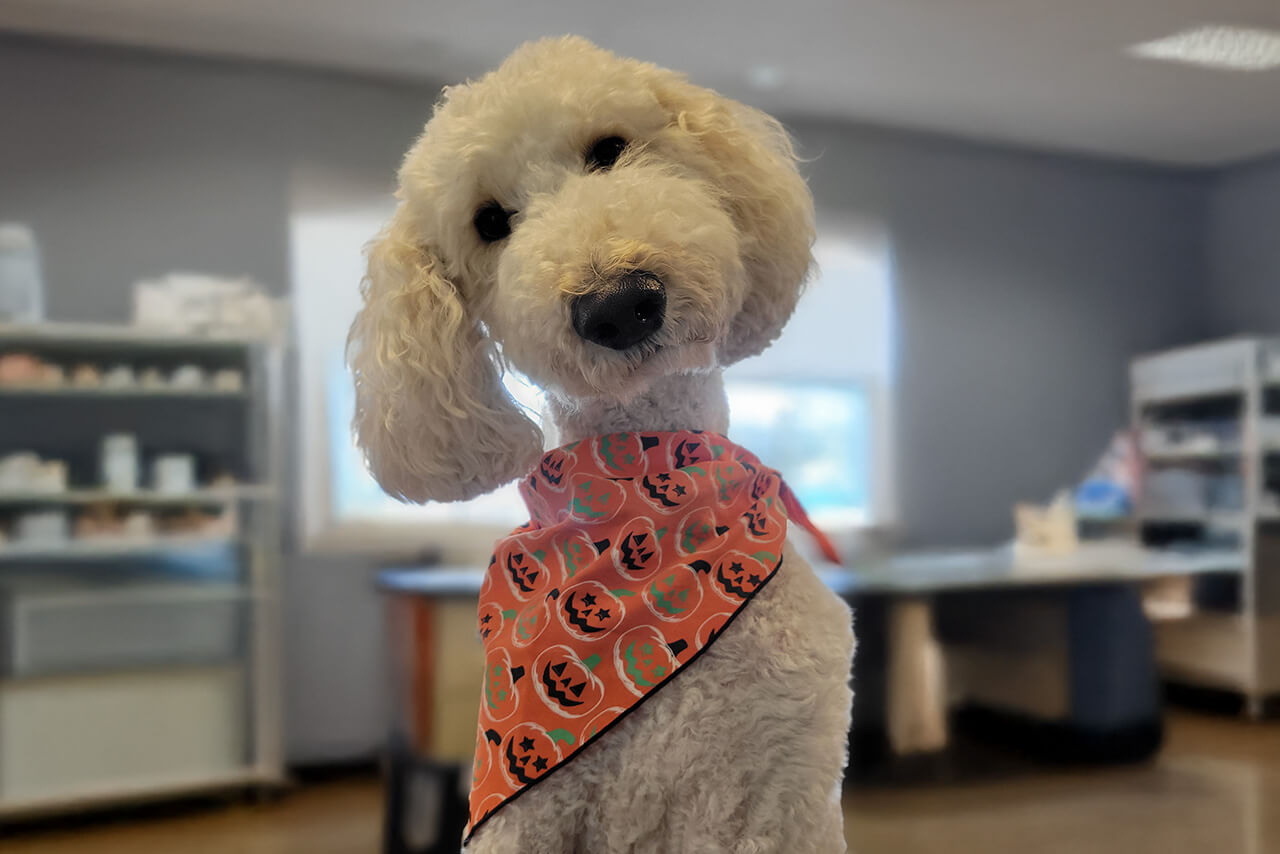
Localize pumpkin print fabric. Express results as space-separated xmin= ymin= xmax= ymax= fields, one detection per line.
xmin=464 ymin=430 xmax=838 ymax=842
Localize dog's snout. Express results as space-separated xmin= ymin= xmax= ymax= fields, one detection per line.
xmin=571 ymin=272 xmax=666 ymax=351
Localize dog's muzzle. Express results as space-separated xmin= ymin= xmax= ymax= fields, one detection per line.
xmin=571 ymin=271 xmax=665 ymax=351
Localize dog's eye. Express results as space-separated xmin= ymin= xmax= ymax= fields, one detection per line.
xmin=586 ymin=136 xmax=627 ymax=172
xmin=473 ymin=203 xmax=513 ymax=243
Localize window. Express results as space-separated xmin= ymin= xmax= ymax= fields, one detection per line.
xmin=291 ymin=168 xmax=549 ymax=551
xmin=724 ymin=380 xmax=872 ymax=527
xmin=724 ymin=226 xmax=896 ymax=530
xmin=324 ymin=349 xmax=544 ymax=527
xmin=292 ymin=167 xmax=894 ymax=552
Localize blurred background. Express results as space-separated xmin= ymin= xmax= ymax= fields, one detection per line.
xmin=1 ymin=2 xmax=1279 ymax=852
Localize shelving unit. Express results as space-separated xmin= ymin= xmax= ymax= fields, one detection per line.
xmin=1137 ymin=511 xmax=1249 ymax=531
xmin=1143 ymin=447 xmax=1242 ymax=463
xmin=1132 ymin=337 xmax=1280 ymax=717
xmin=0 ymin=485 xmax=275 ymax=507
xmin=0 ymin=323 xmax=286 ymax=818
xmin=0 ymin=534 xmax=239 ymax=561
xmin=0 ymin=386 xmax=248 ymax=399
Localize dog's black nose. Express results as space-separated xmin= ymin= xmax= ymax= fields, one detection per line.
xmin=571 ymin=272 xmax=666 ymax=351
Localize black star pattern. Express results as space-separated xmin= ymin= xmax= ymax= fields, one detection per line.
xmin=656 ymin=473 xmax=671 ymax=482
xmin=747 ymin=574 xmax=762 ymax=586
xmin=580 ymin=593 xmax=597 ymax=606
xmin=480 ymin=614 xmax=492 ymax=624
xmin=673 ymin=485 xmax=687 ymax=496
xmin=729 ymin=561 xmax=745 ymax=574
xmin=520 ymin=736 xmax=535 ymax=752
xmin=596 ymin=608 xmax=611 ymax=620
xmin=532 ymin=756 xmax=548 ymax=772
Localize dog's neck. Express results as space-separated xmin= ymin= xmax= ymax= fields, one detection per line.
xmin=549 ymin=371 xmax=729 ymax=444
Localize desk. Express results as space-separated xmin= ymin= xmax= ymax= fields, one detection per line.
xmin=378 ymin=543 xmax=1242 ymax=599
xmin=377 ymin=543 xmax=1241 ymax=757
xmin=820 ymin=544 xmax=1241 ymax=753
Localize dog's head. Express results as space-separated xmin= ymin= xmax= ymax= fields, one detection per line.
xmin=349 ymin=36 xmax=815 ymax=502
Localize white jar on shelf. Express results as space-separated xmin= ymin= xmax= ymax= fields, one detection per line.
xmin=0 ymin=223 xmax=45 ymax=323
xmin=152 ymin=454 xmax=197 ymax=495
xmin=100 ymin=434 xmax=139 ymax=493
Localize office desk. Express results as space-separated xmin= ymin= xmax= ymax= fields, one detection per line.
xmin=377 ymin=542 xmax=1241 ymax=757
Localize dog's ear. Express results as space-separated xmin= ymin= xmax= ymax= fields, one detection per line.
xmin=654 ymin=77 xmax=816 ymax=364
xmin=347 ymin=204 xmax=544 ymax=503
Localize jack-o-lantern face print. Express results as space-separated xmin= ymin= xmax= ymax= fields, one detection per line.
xmin=592 ymin=432 xmax=648 ymax=476
xmin=567 ymin=476 xmax=626 ymax=524
xmin=612 ymin=516 xmax=664 ymax=579
xmin=495 ymin=541 xmax=553 ymax=601
xmin=501 ymin=722 xmax=574 ymax=787
xmin=712 ymin=550 xmax=774 ymax=601
xmin=538 ymin=447 xmax=573 ymax=491
xmin=750 ymin=469 xmax=778 ymax=501
xmin=478 ymin=601 xmax=507 ymax=643
xmin=638 ymin=470 xmax=697 ymax=514
xmin=613 ymin=625 xmax=680 ymax=696
xmin=677 ymin=506 xmax=725 ymax=556
xmin=644 ymin=565 xmax=703 ymax=622
xmin=533 ymin=644 xmax=605 ymax=718
xmin=481 ymin=648 xmax=522 ymax=723
xmin=556 ymin=530 xmax=601 ymax=581
xmin=741 ymin=497 xmax=777 ymax=540
xmin=510 ymin=596 xmax=552 ymax=648
xmin=670 ymin=435 xmax=717 ymax=470
xmin=557 ymin=580 xmax=627 ymax=641
xmin=709 ymin=461 xmax=752 ymax=506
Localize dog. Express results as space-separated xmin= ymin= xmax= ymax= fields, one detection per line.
xmin=349 ymin=36 xmax=855 ymax=854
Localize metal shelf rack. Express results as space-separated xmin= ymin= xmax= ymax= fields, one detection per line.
xmin=1132 ymin=337 xmax=1280 ymax=717
xmin=0 ymin=322 xmax=286 ymax=818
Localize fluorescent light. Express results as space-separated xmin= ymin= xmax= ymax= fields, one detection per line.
xmin=1129 ymin=25 xmax=1280 ymax=71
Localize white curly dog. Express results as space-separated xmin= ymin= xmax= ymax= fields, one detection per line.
xmin=349 ymin=36 xmax=855 ymax=854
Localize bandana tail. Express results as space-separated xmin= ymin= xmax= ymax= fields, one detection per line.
xmin=779 ymin=483 xmax=842 ymax=565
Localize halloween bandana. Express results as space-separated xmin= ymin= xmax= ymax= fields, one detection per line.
xmin=464 ymin=430 xmax=839 ymax=841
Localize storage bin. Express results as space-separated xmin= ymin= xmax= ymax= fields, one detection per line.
xmin=0 ymin=581 xmax=245 ymax=677
xmin=0 ymin=666 xmax=245 ymax=803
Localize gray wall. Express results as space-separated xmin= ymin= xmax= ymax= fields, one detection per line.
xmin=789 ymin=121 xmax=1211 ymax=545
xmin=0 ymin=35 xmax=428 ymax=315
xmin=1206 ymin=156 xmax=1280 ymax=336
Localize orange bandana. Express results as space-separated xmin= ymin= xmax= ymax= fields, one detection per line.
xmin=464 ymin=431 xmax=838 ymax=841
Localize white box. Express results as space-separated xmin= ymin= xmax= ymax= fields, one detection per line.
xmin=1131 ymin=338 xmax=1258 ymax=404
xmin=0 ymin=666 xmax=245 ymax=803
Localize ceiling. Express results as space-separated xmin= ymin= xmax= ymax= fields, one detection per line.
xmin=3 ymin=0 xmax=1280 ymax=166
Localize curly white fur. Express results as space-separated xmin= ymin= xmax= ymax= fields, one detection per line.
xmin=348 ymin=35 xmax=854 ymax=853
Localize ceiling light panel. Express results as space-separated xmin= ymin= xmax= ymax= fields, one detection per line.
xmin=1129 ymin=25 xmax=1280 ymax=72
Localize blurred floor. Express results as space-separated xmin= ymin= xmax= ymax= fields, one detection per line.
xmin=1 ymin=780 xmax=382 ymax=854
xmin=4 ymin=711 xmax=1279 ymax=854
xmin=847 ymin=710 xmax=1280 ymax=854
